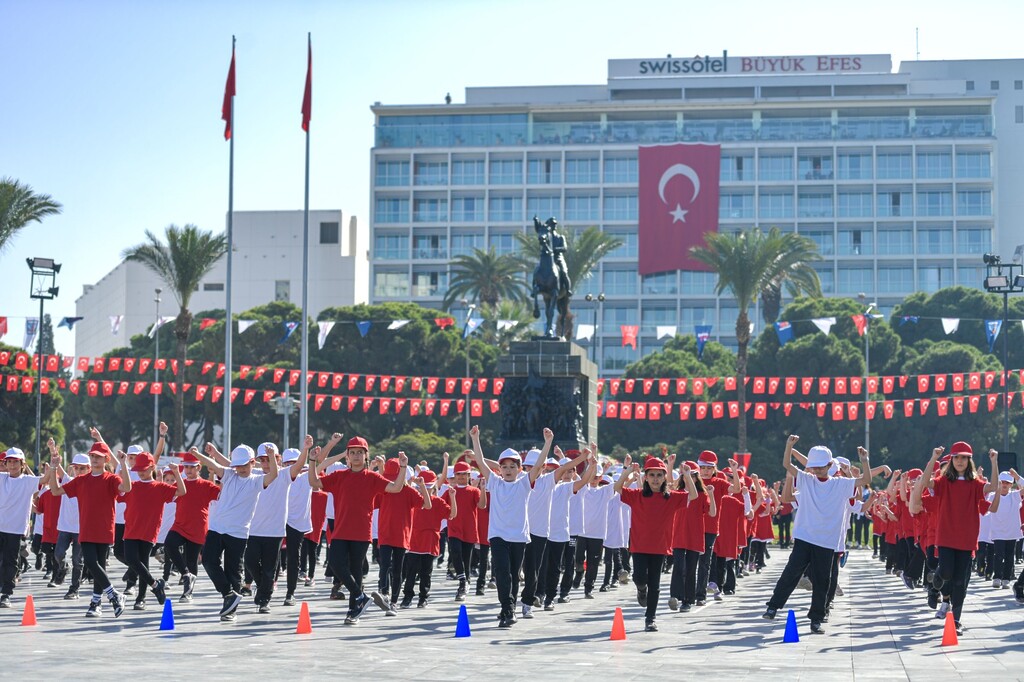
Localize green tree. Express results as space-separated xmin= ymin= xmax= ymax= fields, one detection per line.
xmin=690 ymin=227 xmax=822 ymax=452
xmin=476 ymin=299 xmax=535 ymax=350
xmin=0 ymin=177 xmax=62 ymax=254
xmin=442 ymin=247 xmax=529 ymax=310
xmin=122 ymin=224 xmax=228 ymax=446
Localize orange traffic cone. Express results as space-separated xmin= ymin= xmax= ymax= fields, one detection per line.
xmin=296 ymin=601 xmax=312 ymax=635
xmin=21 ymin=595 xmax=37 ymax=626
xmin=610 ymin=607 xmax=626 ymax=640
xmin=941 ymin=611 xmax=958 ymax=646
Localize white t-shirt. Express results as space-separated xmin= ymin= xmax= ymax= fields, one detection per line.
xmin=835 ymin=498 xmax=863 ymax=551
xmin=568 ymin=484 xmax=586 ymax=537
xmin=157 ymin=501 xmax=176 ymax=544
xmin=57 ymin=474 xmax=81 ymax=534
xmin=986 ymin=490 xmax=1023 ymax=541
xmin=324 ymin=462 xmax=346 ymax=521
xmin=791 ymin=470 xmax=857 ymax=551
xmin=486 ymin=473 xmax=533 ymax=543
xmin=978 ymin=508 xmax=992 ymax=543
xmin=33 ymin=508 xmax=44 ymax=535
xmin=526 ymin=473 xmax=555 ymax=538
xmin=248 ymin=470 xmax=291 ymax=538
xmin=114 ymin=468 xmax=141 ymax=524
xmin=0 ymin=473 xmax=39 ymax=534
xmin=286 ymin=469 xmax=314 ymax=533
xmin=603 ymin=493 xmax=628 ymax=549
xmin=547 ymin=479 xmax=575 ymax=543
xmin=581 ymin=484 xmax=615 ymax=539
xmin=207 ymin=470 xmax=265 ymax=539
xmin=371 ymin=508 xmax=379 ymax=540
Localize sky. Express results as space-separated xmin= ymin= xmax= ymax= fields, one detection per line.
xmin=3 ymin=0 xmax=1023 ymax=357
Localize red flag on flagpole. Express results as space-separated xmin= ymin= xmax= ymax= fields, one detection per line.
xmin=301 ymin=34 xmax=312 ymax=132
xmin=222 ymin=39 xmax=236 ymax=140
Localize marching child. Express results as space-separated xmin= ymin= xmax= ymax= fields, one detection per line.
xmin=401 ymin=469 xmax=456 ymax=608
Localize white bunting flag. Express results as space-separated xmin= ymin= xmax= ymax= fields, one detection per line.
xmin=148 ymin=316 xmax=175 ymax=338
xmin=811 ymin=317 xmax=837 ymax=335
xmin=941 ymin=318 xmax=960 ymax=335
xmin=387 ymin=319 xmax=410 ymax=330
xmin=109 ymin=315 xmax=123 ymax=335
xmin=237 ymin=320 xmax=256 ymax=334
xmin=23 ymin=318 xmax=39 ymax=350
xmin=317 ymin=321 xmax=336 ymax=350
xmin=656 ymin=325 xmax=677 ymax=340
xmin=575 ymin=323 xmax=596 ymax=341
xmin=497 ymin=319 xmax=517 ymax=331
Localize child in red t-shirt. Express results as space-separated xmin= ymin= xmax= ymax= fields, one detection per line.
xmin=668 ymin=460 xmax=716 ymax=612
xmin=372 ymin=454 xmax=431 ymax=615
xmin=400 ymin=469 xmax=456 ymax=608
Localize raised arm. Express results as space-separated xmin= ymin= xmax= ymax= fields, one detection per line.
xmin=530 ymin=428 xmax=554 ymax=485
xmin=780 ymin=472 xmax=795 ymax=504
xmin=910 ymin=448 xmax=941 ymax=513
xmin=114 ymin=452 xmax=132 ymax=494
xmin=448 ymin=486 xmax=459 ymax=519
xmin=262 ymin=444 xmax=280 ymax=488
xmin=573 ymin=452 xmax=597 ymax=493
xmin=154 ymin=421 xmax=168 ymax=460
xmin=438 ymin=452 xmax=450 ymax=487
xmin=983 ymin=449 xmax=999 ymax=495
xmin=413 ymin=474 xmax=431 ymax=509
xmin=195 ymin=443 xmax=226 ymax=479
xmin=468 ymin=425 xmax=489 ymax=481
xmin=856 ymin=447 xmax=872 ymax=490
xmin=614 ymin=456 xmax=636 ymax=494
xmin=171 ymin=463 xmax=186 ymax=497
xmin=319 ymin=432 xmax=344 ymax=461
xmin=291 ymin=435 xmax=313 ymax=481
xmin=680 ymin=465 xmax=698 ymax=502
xmin=783 ymin=434 xmax=800 ymax=476
xmin=555 ymin=448 xmax=588 ymax=482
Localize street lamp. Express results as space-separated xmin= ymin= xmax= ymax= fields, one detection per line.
xmin=584 ymin=293 xmax=605 ymax=367
xmin=982 ymin=253 xmax=1024 ymax=452
xmin=26 ymin=257 xmax=60 ymax=461
xmin=153 ymin=288 xmax=162 ymax=449
xmin=858 ymin=293 xmax=877 ymax=454
xmin=460 ymin=299 xmax=477 ymax=447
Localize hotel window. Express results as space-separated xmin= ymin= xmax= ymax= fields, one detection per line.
xmin=488 ymin=195 xmax=522 ymax=222
xmin=606 ymin=230 xmax=637 ymax=258
xmin=956 ymin=228 xmax=991 ymax=254
xmin=680 ymin=306 xmax=714 ymax=328
xmin=203 ymin=282 xmax=225 ymax=291
xmin=603 ymin=305 xmax=639 ymax=327
xmin=603 ymin=157 xmax=638 ymax=183
xmin=876 ymin=229 xmax=913 ymax=255
xmin=375 ymin=160 xmax=410 ymax=187
xmin=957 ymin=265 xmax=986 ymax=286
xmin=955 ymin=151 xmax=991 ymax=178
xmin=917 ymin=228 xmax=953 ymax=254
xmin=319 ymin=221 xmax=339 ymax=244
xmin=375 ymin=197 xmax=409 ymax=223
xmin=797 ymin=153 xmax=833 ymax=180
xmin=1016 ymin=80 xmax=1023 ymax=90
xmin=877 ymin=190 xmax=912 ymax=217
xmin=275 ymin=280 xmax=290 ymax=302
xmin=565 ymin=194 xmax=600 ymax=222
xmin=489 ymin=159 xmax=523 ymax=185
xmin=1017 ymin=106 xmax=1024 ymax=124
xmin=412 ymin=270 xmax=448 ymax=297
xmin=758 ymin=191 xmax=794 ymax=219
xmin=813 ymin=266 xmax=835 ymax=294
xmin=966 ymin=80 xmax=975 ymax=91
xmin=526 ymin=195 xmax=561 ymax=219
xmin=565 ymin=158 xmax=600 ymax=183
xmin=451 ymin=159 xmax=485 ymax=185
xmin=758 ymin=153 xmax=793 ymax=181
xmin=680 ymin=271 xmax=717 ymax=295
xmin=720 ymin=192 xmax=754 ymax=219
xmin=720 ymin=306 xmax=739 ymax=331
xmin=412 ymin=197 xmax=447 ymax=222
xmin=917 ymin=190 xmax=953 ymax=217
xmin=450 ymin=233 xmax=483 ymax=257
xmin=489 ymin=232 xmax=516 ymax=255
xmin=991 ymin=80 xmax=1000 ymax=90
xmin=603 ymin=268 xmax=638 ymax=296
xmin=527 ymin=158 xmax=561 ymax=184
xmin=837 ymin=267 xmax=873 ymax=294
xmin=877 ymin=152 xmax=912 ymax=179
xmin=797 ymin=190 xmax=833 ymax=218
xmin=413 ymin=161 xmax=448 ymax=186
xmin=837 ymin=152 xmax=873 ymax=180
xmin=412 ymin=234 xmax=447 ymax=259
xmin=641 ymin=272 xmax=677 ymax=295
xmin=451 ymin=196 xmax=483 ymax=222
xmin=801 ymin=230 xmax=834 ymax=256
xmin=837 ymin=191 xmax=873 ymax=218
xmin=957 ymin=190 xmax=992 ymax=216
xmin=918 ymin=266 xmax=953 ymax=293
xmin=641 ymin=305 xmax=677 ymax=326
xmin=721 ymin=154 xmax=753 ymax=181
xmin=603 ymin=194 xmax=638 ymax=221
xmin=916 ymin=151 xmax=952 ymax=179
xmin=878 ymin=267 xmax=913 ymax=293
xmin=838 ymin=228 xmax=873 ymax=255
xmin=373 ymin=271 xmax=409 ymax=298
xmin=602 ymin=347 xmax=632 ymax=371
xmin=374 ymin=234 xmax=408 ymax=260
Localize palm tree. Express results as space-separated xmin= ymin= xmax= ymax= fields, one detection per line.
xmin=690 ymin=227 xmax=822 ymax=451
xmin=477 ymin=299 xmax=535 ymax=350
xmin=123 ymin=224 xmax=228 ymax=446
xmin=442 ymin=246 xmax=529 ymax=310
xmin=0 ymin=177 xmax=62 ymax=253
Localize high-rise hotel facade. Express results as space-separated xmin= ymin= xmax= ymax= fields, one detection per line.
xmin=369 ymin=53 xmax=1024 ymax=374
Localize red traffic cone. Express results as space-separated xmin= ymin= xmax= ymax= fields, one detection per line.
xmin=941 ymin=611 xmax=958 ymax=646
xmin=21 ymin=595 xmax=37 ymax=626
xmin=296 ymin=601 xmax=312 ymax=634
xmin=610 ymin=607 xmax=626 ymax=640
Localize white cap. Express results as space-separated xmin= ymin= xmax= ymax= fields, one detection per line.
xmin=998 ymin=471 xmax=1015 ymax=483
xmin=523 ymin=449 xmax=541 ymax=467
xmin=470 ymin=471 xmax=480 ymax=480
xmin=827 ymin=462 xmax=839 ymax=477
xmin=126 ymin=445 xmax=144 ymax=456
xmin=558 ymin=457 xmax=572 ymax=466
xmin=281 ymin=448 xmax=301 ymax=464
xmin=4 ymin=447 xmax=25 ymax=460
xmin=545 ymin=457 xmax=559 ymax=467
xmin=601 ymin=475 xmax=614 ymax=484
xmin=256 ymin=442 xmax=277 ymax=457
xmin=71 ymin=454 xmax=90 ymax=466
xmin=499 ymin=448 xmax=523 ymax=464
xmin=230 ymin=445 xmax=255 ymax=467
xmin=447 ymin=466 xmax=455 ymax=477
xmin=806 ymin=445 xmax=833 ymax=469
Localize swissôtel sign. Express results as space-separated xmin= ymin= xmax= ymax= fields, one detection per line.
xmin=609 ymin=52 xmax=892 ymax=78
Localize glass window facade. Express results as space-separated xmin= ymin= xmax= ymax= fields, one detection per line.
xmin=565 ymin=194 xmax=600 ymax=222
xmin=604 ymin=157 xmax=638 ymax=183
xmin=758 ymin=153 xmax=793 ymax=181
xmin=877 ymin=152 xmax=913 ymax=179
xmin=606 ymin=230 xmax=638 ymax=258
xmin=565 ymin=158 xmax=600 ymax=183
xmin=721 ymin=154 xmax=754 ymax=181
xmin=838 ymin=228 xmax=873 ymax=255
xmin=489 ymin=195 xmax=522 ymax=222
xmin=720 ymin=191 xmax=754 ymax=219
xmin=489 ymin=159 xmax=523 ymax=184
xmin=641 ymin=272 xmax=678 ymax=295
xmin=452 ymin=159 xmax=485 ymax=185
xmin=527 ymin=158 xmax=562 ymax=184
xmin=413 ymin=197 xmax=447 ymax=222
xmin=603 ymin=269 xmax=638 ymax=296
xmin=877 ymin=228 xmax=913 ymax=255
xmin=375 ymin=197 xmax=409 ymax=223
xmin=916 ymin=151 xmax=952 ymax=179
xmin=376 ymin=160 xmax=410 ymax=186
xmin=759 ymin=191 xmax=794 ymax=219
xmin=374 ymin=234 xmax=408 ymax=260
xmin=837 ymin=152 xmax=873 ymax=179
xmin=798 ymin=190 xmax=834 ymax=218
xmin=412 ymin=234 xmax=447 ymax=259
xmin=957 ymin=190 xmax=992 ymax=216
xmin=838 ymin=191 xmax=873 ymax=217
xmin=526 ymin=194 xmax=561 ymax=219
xmin=414 ymin=161 xmax=448 ymax=186
xmin=956 ymin=152 xmax=991 ymax=178
xmin=603 ymin=194 xmax=638 ymax=221
xmin=956 ymin=227 xmax=991 ymax=254
xmin=877 ymin=190 xmax=913 ymax=217
xmin=917 ymin=228 xmax=953 ymax=254
xmin=451 ymin=233 xmax=483 ymax=257
xmin=451 ymin=196 xmax=484 ymax=222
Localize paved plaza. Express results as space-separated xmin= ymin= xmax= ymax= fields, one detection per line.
xmin=1 ymin=548 xmax=1022 ymax=680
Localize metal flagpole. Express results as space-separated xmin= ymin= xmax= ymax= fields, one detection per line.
xmin=299 ymin=33 xmax=312 ymax=441
xmin=223 ymin=35 xmax=236 ymax=451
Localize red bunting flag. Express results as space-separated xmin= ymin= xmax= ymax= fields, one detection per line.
xmin=380 ymin=376 xmax=391 ymax=392
xmin=77 ymin=357 xmax=90 ymax=372
xmin=202 ymin=362 xmax=215 ymax=375
xmin=832 ymin=403 xmax=844 ymax=421
xmin=984 ymin=372 xmax=996 ymax=389
xmin=348 ymin=375 xmax=360 ymax=391
xmin=634 ymin=403 xmax=647 ymax=420
xmin=426 ymin=377 xmax=439 ymax=393
xmin=784 ymin=377 xmax=797 ymax=395
xmin=434 ymin=317 xmax=454 ymax=329
xmin=290 ymin=370 xmax=301 ymax=386
xmin=621 ymin=325 xmax=638 ymax=349
xmin=866 ymin=376 xmax=878 ymax=393
xmin=314 ymin=395 xmax=326 ymax=412
xmin=851 ymin=314 xmax=867 ymax=336
xmin=254 ymin=366 xmax=267 ymax=380
xmin=0 ymin=351 xmax=7 ymax=367
xmin=648 ymin=403 xmax=661 ymax=420
xmin=919 ymin=398 xmax=930 ymax=415
xmin=317 ymin=372 xmax=329 ymax=388
xmin=695 ymin=403 xmax=708 ymax=420
xmin=953 ymin=396 xmax=964 ymax=415
xmin=477 ymin=378 xmax=488 ymax=393
xmin=347 ymin=397 xmax=359 ymax=412
xmin=642 ymin=379 xmax=653 ymax=395
xmin=330 ymin=374 xmax=342 ymax=390
xmin=461 ymin=378 xmax=472 ymax=395
xmin=331 ymin=396 xmax=342 ymax=411
xmin=865 ymin=402 xmax=876 ymax=420
xmin=752 ymin=377 xmax=765 ymax=394
xmin=244 ymin=389 xmax=256 ymax=405
xmin=818 ymin=377 xmax=831 ymax=394
xmin=903 ymin=400 xmax=915 ymax=418
xmin=200 ymin=318 xmax=217 ymax=331
xmin=676 ymin=378 xmax=688 ymax=395
xmin=834 ymin=377 xmax=847 ymax=395
xmin=936 ymin=397 xmax=949 ymax=416
xmin=134 ymin=381 xmax=146 ymax=395
xmin=917 ymin=375 xmax=930 ymax=393
xmin=609 ymin=379 xmax=621 ymax=396
xmin=801 ymin=377 xmax=814 ymax=395
xmin=117 ymin=381 xmax=128 ymax=395
xmin=365 ymin=375 xmax=377 ymax=391
xmin=934 ymin=375 xmax=947 ymax=391
xmin=711 ymin=402 xmax=723 ymax=419
xmin=263 ymin=390 xmax=277 ymax=403
xmin=882 ymin=376 xmax=894 ymax=393
xmin=658 ymin=379 xmax=670 ymax=396
xmin=816 ymin=403 xmax=826 ymax=418
xmin=728 ymin=402 xmax=739 ymax=418
xmin=951 ymin=374 xmax=964 ymax=391
xmin=724 ymin=376 xmax=736 ymax=391
xmin=410 ymin=399 xmax=422 ymax=415
xmin=362 ymin=398 xmax=374 ymax=412
xmin=692 ymin=379 xmax=705 ymax=396
xmin=619 ymin=403 xmax=633 ymax=420
xmin=379 ymin=398 xmax=391 ymax=414
xmin=69 ymin=380 xmax=80 ymax=395
xmin=847 ymin=402 xmax=859 ymax=420
xmin=211 ymin=386 xmax=223 ymax=402
xmin=445 ymin=378 xmax=457 ymax=393
xmin=754 ymin=403 xmax=767 ymax=420
xmin=606 ymin=402 xmax=618 ymax=419
xmin=492 ymin=377 xmax=504 ymax=394
xmin=883 ymin=401 xmax=895 ymax=419
xmin=679 ymin=403 xmax=691 ymax=420
xmin=986 ymin=394 xmax=998 ymax=412
xmin=92 ymin=357 xmax=105 ymax=373
xmin=624 ymin=379 xmax=636 ymax=394
xmin=968 ymin=373 xmax=981 ymax=390
xmin=196 ymin=385 xmax=209 ymax=401
xmin=490 ymin=399 xmax=499 ymax=413
xmin=849 ymin=376 xmax=862 ymax=394
xmin=470 ymin=400 xmax=483 ymax=417
xmin=21 ymin=377 xmax=34 ymax=394
xmin=767 ymin=377 xmax=780 ymax=394
xmin=439 ymin=400 xmax=451 ymax=416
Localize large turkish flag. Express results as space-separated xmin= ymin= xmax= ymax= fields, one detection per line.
xmin=638 ymin=143 xmax=721 ymax=275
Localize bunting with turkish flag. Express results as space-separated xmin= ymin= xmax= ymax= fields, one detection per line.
xmin=638 ymin=143 xmax=721 ymax=275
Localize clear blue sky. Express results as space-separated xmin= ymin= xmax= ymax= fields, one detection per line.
xmin=2 ymin=0 xmax=1022 ymax=356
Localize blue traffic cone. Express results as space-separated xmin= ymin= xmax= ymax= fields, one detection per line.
xmin=455 ymin=604 xmax=471 ymax=638
xmin=783 ymin=609 xmax=799 ymax=643
xmin=159 ymin=598 xmax=175 ymax=631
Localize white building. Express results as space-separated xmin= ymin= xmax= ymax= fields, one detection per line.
xmin=369 ymin=52 xmax=1023 ymax=374
xmin=74 ymin=210 xmax=367 ymax=362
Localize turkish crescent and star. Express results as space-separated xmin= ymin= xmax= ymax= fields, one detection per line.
xmin=657 ymin=163 xmax=701 ymax=223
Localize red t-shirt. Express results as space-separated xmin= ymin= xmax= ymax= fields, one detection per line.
xmin=378 ymin=485 xmax=423 ymax=549
xmin=621 ymin=487 xmax=688 ymax=555
xmin=38 ymin=489 xmax=60 ymax=544
xmin=476 ymin=492 xmax=490 ymax=547
xmin=713 ymin=495 xmax=745 ymax=559
xmin=169 ymin=477 xmax=221 ymax=545
xmin=932 ymin=476 xmax=990 ymax=551
xmin=320 ymin=468 xmax=389 ymax=542
xmin=306 ymin=490 xmax=328 ymax=543
xmin=701 ymin=474 xmax=730 ymax=534
xmin=119 ymin=480 xmax=177 ymax=543
xmin=920 ymin=492 xmax=938 ymax=548
xmin=446 ymin=485 xmax=481 ymax=543
xmin=671 ymin=493 xmax=709 ymax=552
xmin=409 ymin=496 xmax=451 ymax=555
xmin=62 ymin=472 xmax=123 ymax=544
xmin=753 ymin=502 xmax=775 ymax=540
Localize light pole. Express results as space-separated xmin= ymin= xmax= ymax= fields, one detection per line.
xmin=982 ymin=253 xmax=1024 ymax=452
xmin=153 ymin=288 xmax=162 ymax=449
xmin=585 ymin=292 xmax=605 ymax=368
xmin=858 ymin=293 xmax=876 ymax=454
xmin=26 ymin=258 xmax=60 ymax=462
xmin=461 ymin=299 xmax=476 ymax=447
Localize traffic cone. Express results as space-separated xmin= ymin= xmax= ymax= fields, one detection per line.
xmin=941 ymin=611 xmax=958 ymax=646
xmin=783 ymin=609 xmax=799 ymax=643
xmin=455 ymin=604 xmax=471 ymax=638
xmin=20 ymin=595 xmax=36 ymax=626
xmin=610 ymin=607 xmax=626 ymax=640
xmin=295 ymin=601 xmax=312 ymax=635
xmin=159 ymin=598 xmax=174 ymax=631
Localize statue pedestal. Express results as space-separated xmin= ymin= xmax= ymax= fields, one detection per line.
xmin=496 ymin=339 xmax=598 ymax=454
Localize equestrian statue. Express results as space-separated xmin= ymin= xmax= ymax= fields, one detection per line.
xmin=531 ymin=215 xmax=573 ymax=339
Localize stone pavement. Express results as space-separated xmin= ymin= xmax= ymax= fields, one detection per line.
xmin=1 ymin=547 xmax=1022 ymax=680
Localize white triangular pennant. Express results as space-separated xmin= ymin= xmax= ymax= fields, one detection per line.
xmin=237 ymin=320 xmax=256 ymax=334
xmin=656 ymin=325 xmax=677 ymax=340
xmin=23 ymin=318 xmax=39 ymax=349
xmin=497 ymin=319 xmax=516 ymax=331
xmin=941 ymin=318 xmax=960 ymax=335
xmin=812 ymin=317 xmax=836 ymax=335
xmin=387 ymin=319 xmax=410 ymax=330
xmin=575 ymin=323 xmax=595 ymax=341
xmin=109 ymin=315 xmax=123 ymax=335
xmin=317 ymin=321 xmax=336 ymax=350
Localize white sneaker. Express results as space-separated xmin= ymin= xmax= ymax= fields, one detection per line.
xmin=835 ymin=584 xmax=844 ymax=596
xmin=798 ymin=576 xmax=813 ymax=591
xmin=521 ymin=604 xmax=533 ymax=619
xmin=992 ymin=578 xmax=1001 ymax=589
xmin=936 ymin=601 xmax=950 ymax=619
xmin=1001 ymin=579 xmax=1011 ymax=589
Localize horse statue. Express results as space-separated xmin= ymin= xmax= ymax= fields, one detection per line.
xmin=531 ymin=216 xmax=571 ymax=338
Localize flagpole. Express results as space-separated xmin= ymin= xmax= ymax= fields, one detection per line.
xmin=223 ymin=35 xmax=236 ymax=452
xmin=299 ymin=33 xmax=312 ymax=442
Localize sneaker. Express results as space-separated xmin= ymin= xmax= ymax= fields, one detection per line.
xmin=134 ymin=599 xmax=146 ymax=611
xmin=935 ymin=601 xmax=950 ymax=619
xmin=680 ymin=603 xmax=691 ymax=613
xmin=798 ymin=576 xmax=813 ymax=591
xmin=330 ymin=585 xmax=344 ymax=600
xmin=454 ymin=586 xmax=466 ymax=602
xmin=182 ymin=574 xmax=195 ymax=600
xmin=1013 ymin=583 xmax=1024 ymax=602
xmin=344 ymin=614 xmax=358 ymax=625
xmin=239 ymin=586 xmax=253 ymax=597
xmin=636 ymin=585 xmax=648 ymax=608
xmin=954 ymin=621 xmax=965 ymax=635
xmin=521 ymin=604 xmax=534 ymax=619
xmin=543 ymin=601 xmax=555 ymax=611
xmin=713 ymin=589 xmax=723 ymax=602
xmin=599 ymin=584 xmax=610 ymax=593
xmin=179 ymin=592 xmax=193 ymax=604
xmin=487 ymin=578 xmax=496 ymax=589
xmin=475 ymin=586 xmax=485 ymax=596
xmin=0 ymin=595 xmax=10 ymax=609
xmin=370 ymin=591 xmax=389 ymax=613
xmin=668 ymin=597 xmax=679 ymax=612
xmin=384 ymin=603 xmax=398 ymax=616
xmin=533 ymin=596 xmax=542 ymax=608
xmin=400 ymin=596 xmax=414 ymax=609
xmin=810 ymin=621 xmax=825 ymax=634
xmin=992 ymin=578 xmax=1001 ymax=589
xmin=498 ymin=613 xmax=512 ymax=629
xmin=64 ymin=589 xmax=79 ymax=600
xmin=901 ymin=574 xmax=914 ymax=590
xmin=304 ymin=577 xmax=314 ymax=587
xmin=355 ymin=593 xmax=374 ymax=618
xmin=762 ymin=607 xmax=777 ymax=620
xmin=109 ymin=592 xmax=125 ymax=618
xmin=927 ymin=590 xmax=939 ymax=610
xmin=1001 ymin=580 xmax=1010 ymax=589
xmin=557 ymin=595 xmax=570 ymax=604
xmin=220 ymin=591 xmax=242 ymax=618
xmin=618 ymin=569 xmax=630 ymax=584
xmin=584 ymin=591 xmax=595 ymax=600
xmin=723 ymin=590 xmax=735 ymax=596
xmin=645 ymin=620 xmax=658 ymax=632
xmin=416 ymin=597 xmax=428 ymax=608
xmin=695 ymin=599 xmax=706 ymax=607
xmin=152 ymin=579 xmax=167 ymax=605
xmin=283 ymin=593 xmax=296 ymax=606
xmin=47 ymin=579 xmax=57 ymax=588
xmin=86 ymin=601 xmax=102 ymax=617
xmin=835 ymin=585 xmax=844 ymax=597
xmin=258 ymin=603 xmax=271 ymax=614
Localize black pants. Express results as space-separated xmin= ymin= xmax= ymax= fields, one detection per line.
xmin=403 ymin=552 xmax=434 ymax=601
xmin=448 ymin=536 xmax=474 ymax=582
xmin=632 ymin=553 xmax=665 ymax=623
xmin=285 ymin=525 xmax=307 ymax=596
xmin=300 ymin=537 xmax=319 ymax=578
xmin=244 ymin=535 xmax=282 ymax=606
xmin=603 ymin=546 xmax=623 ymax=586
xmin=936 ymin=546 xmax=973 ymax=622
xmin=576 ymin=536 xmax=603 ymax=593
xmin=670 ymin=547 xmax=701 ymax=604
xmin=114 ymin=523 xmax=137 ymax=587
xmin=476 ymin=545 xmax=490 ymax=590
xmin=81 ymin=541 xmax=113 ymax=597
xmin=712 ymin=554 xmax=736 ymax=592
xmin=696 ymin=533 xmax=717 ymax=601
xmin=854 ymin=517 xmax=871 ymax=545
xmin=766 ymin=538 xmax=834 ymax=622
xmin=750 ymin=540 xmax=767 ymax=568
xmin=0 ymin=532 xmax=22 ymax=596
xmin=202 ymin=531 xmax=246 ymax=597
xmin=776 ymin=517 xmax=792 ymax=547
xmin=329 ymin=539 xmax=370 ymax=612
xmin=885 ymin=541 xmax=898 ymax=572
xmin=559 ymin=539 xmax=576 ymax=596
xmin=437 ymin=528 xmax=447 ymax=563
xmin=825 ymin=552 xmax=841 ymax=608
xmin=490 ymin=537 xmax=526 ymax=614
xmin=520 ymin=534 xmax=547 ymax=605
xmin=165 ymin=530 xmax=201 ymax=578
xmin=543 ymin=540 xmax=567 ymax=603
xmin=123 ymin=539 xmax=156 ymax=599
xmin=377 ymin=545 xmax=406 ymax=603
xmin=976 ymin=541 xmax=992 ymax=576
xmin=55 ymin=531 xmax=83 ymax=591
xmin=992 ymin=539 xmax=1017 ymax=581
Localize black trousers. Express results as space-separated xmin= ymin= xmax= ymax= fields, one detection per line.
xmin=202 ymin=531 xmax=246 ymax=597
xmin=114 ymin=523 xmax=138 ymax=586
xmin=448 ymin=536 xmax=474 ymax=581
xmin=285 ymin=525 xmax=307 ymax=596
xmin=825 ymin=551 xmax=841 ymax=608
xmin=0 ymin=532 xmax=22 ymax=596
xmin=543 ymin=540 xmax=567 ymax=603
xmin=936 ymin=545 xmax=973 ymax=622
xmin=712 ymin=554 xmax=736 ymax=592
xmin=520 ymin=534 xmax=547 ymax=605
xmin=300 ymin=537 xmax=319 ymax=578
xmin=402 ymin=552 xmax=434 ymax=600
xmin=670 ymin=547 xmax=701 ymax=604
xmin=476 ymin=545 xmax=490 ymax=589
xmin=244 ymin=535 xmax=282 ymax=606
xmin=490 ymin=537 xmax=526 ymax=613
xmin=992 ymin=539 xmax=1017 ymax=581
xmin=631 ymin=553 xmax=665 ymax=623
xmin=123 ymin=539 xmax=156 ymax=599
xmin=750 ymin=540 xmax=767 ymax=568
xmin=328 ymin=539 xmax=370 ymax=611
xmin=695 ymin=533 xmax=717 ymax=601
xmin=165 ymin=530 xmax=201 ymax=578
xmin=776 ymin=516 xmax=792 ymax=547
xmin=81 ymin=541 xmax=113 ymax=596
xmin=603 ymin=547 xmax=624 ymax=586
xmin=854 ymin=517 xmax=871 ymax=545
xmin=377 ymin=545 xmax=406 ymax=603
xmin=766 ymin=538 xmax=834 ymax=622
xmin=576 ymin=536 xmax=603 ymax=592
